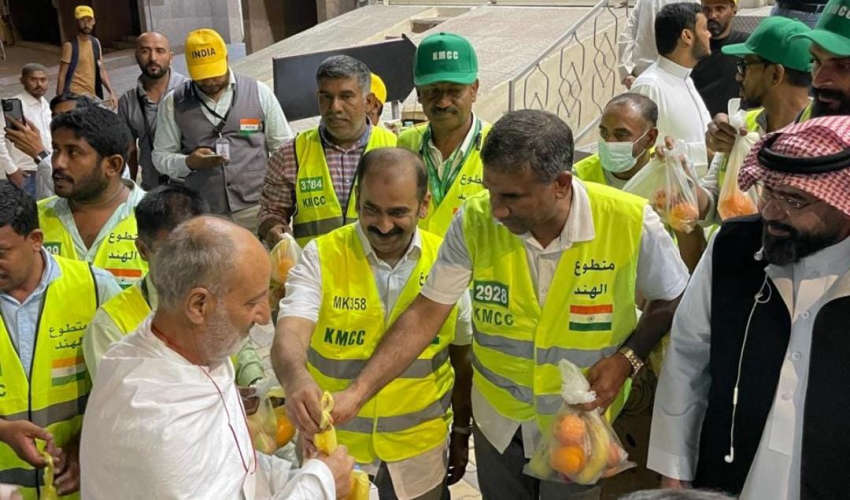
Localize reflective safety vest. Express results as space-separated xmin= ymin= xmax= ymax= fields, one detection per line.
xmin=462 ymin=182 xmax=645 ymax=431
xmin=37 ymin=198 xmax=148 ymax=289
xmin=307 ymin=224 xmax=457 ymax=463
xmin=0 ymin=256 xmax=97 ymax=500
xmin=101 ymin=279 xmax=151 ymax=335
xmin=572 ymin=154 xmax=607 ymax=185
xmin=292 ymin=127 xmax=397 ymax=247
xmin=398 ymin=122 xmax=490 ymax=237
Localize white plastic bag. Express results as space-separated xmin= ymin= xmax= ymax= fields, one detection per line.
xmin=717 ymin=99 xmax=760 ymax=220
xmin=526 ymin=360 xmax=634 ymax=484
xmin=268 ymin=234 xmax=302 ymax=319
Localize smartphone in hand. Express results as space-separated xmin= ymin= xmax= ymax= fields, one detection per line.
xmin=2 ymin=99 xmax=25 ymax=129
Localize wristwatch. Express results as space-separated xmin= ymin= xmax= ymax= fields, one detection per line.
xmin=34 ymin=150 xmax=49 ymax=163
xmin=618 ymin=346 xmax=645 ymax=377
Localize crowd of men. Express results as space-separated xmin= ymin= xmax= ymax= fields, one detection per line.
xmin=1 ymin=0 xmax=850 ymax=498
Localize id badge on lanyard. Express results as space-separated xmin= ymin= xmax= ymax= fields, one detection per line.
xmin=215 ymin=135 xmax=231 ymax=163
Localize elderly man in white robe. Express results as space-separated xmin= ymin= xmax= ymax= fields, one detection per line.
xmin=79 ymin=216 xmax=354 ymax=499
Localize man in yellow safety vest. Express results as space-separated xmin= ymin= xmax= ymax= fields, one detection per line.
xmin=0 ymin=181 xmax=120 ymax=499
xmin=37 ymin=105 xmax=147 ymax=290
xmin=259 ymin=55 xmax=397 ymax=248
xmin=275 ymin=148 xmax=473 ymax=499
xmin=288 ymin=110 xmax=689 ymax=498
xmin=398 ymin=32 xmax=490 ymax=237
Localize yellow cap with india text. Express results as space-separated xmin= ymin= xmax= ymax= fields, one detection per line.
xmin=185 ymin=29 xmax=228 ymax=81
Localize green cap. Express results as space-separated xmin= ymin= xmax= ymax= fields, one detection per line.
xmin=792 ymin=0 xmax=850 ymax=56
xmin=413 ymin=32 xmax=478 ymax=86
xmin=722 ymin=16 xmax=813 ymax=72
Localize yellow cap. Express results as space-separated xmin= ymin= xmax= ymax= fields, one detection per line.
xmin=74 ymin=5 xmax=94 ymax=19
xmin=370 ymin=73 xmax=387 ymax=105
xmin=185 ymin=29 xmax=228 ymax=81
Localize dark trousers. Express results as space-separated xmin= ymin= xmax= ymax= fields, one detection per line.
xmin=473 ymin=425 xmax=601 ymax=500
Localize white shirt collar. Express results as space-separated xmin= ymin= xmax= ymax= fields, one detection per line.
xmin=656 ymin=56 xmax=693 ymax=79
xmin=15 ymin=92 xmax=47 ymax=109
xmin=516 ymin=177 xmax=595 ymax=252
xmin=355 ymin=221 xmax=423 ymax=268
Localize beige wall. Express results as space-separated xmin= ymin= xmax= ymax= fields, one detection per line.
xmin=316 ymin=0 xmax=359 ymax=22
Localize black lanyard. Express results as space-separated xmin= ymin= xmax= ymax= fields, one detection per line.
xmin=193 ymin=81 xmax=237 ymax=136
xmin=135 ymin=90 xmax=155 ymax=151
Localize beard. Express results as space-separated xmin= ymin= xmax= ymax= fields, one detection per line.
xmin=707 ymin=20 xmax=726 ymax=38
xmin=140 ymin=61 xmax=168 ymax=79
xmin=762 ymin=221 xmax=838 ymax=265
xmin=203 ymin=306 xmax=250 ymax=367
xmin=61 ymin=166 xmax=109 ymax=202
xmin=691 ymin=42 xmax=710 ymax=62
xmin=811 ymin=87 xmax=850 ymax=117
xmin=740 ymin=93 xmax=762 ymax=110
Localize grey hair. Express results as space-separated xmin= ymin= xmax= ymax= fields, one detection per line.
xmin=619 ymin=489 xmax=734 ymax=500
xmin=315 ymin=55 xmax=371 ymax=96
xmin=150 ymin=218 xmax=237 ymax=311
xmin=22 ymin=63 xmax=48 ymax=78
xmin=481 ymin=109 xmax=574 ymax=183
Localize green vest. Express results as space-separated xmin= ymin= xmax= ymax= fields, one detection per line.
xmin=462 ymin=182 xmax=645 ymax=430
xmin=37 ymin=198 xmax=148 ymax=289
xmin=398 ymin=122 xmax=490 ymax=237
xmin=292 ymin=127 xmax=397 ymax=247
xmin=0 ymin=256 xmax=96 ymax=500
xmin=307 ymin=224 xmax=457 ymax=463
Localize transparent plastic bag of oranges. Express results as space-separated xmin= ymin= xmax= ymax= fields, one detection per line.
xmin=717 ymin=99 xmax=759 ymax=221
xmin=526 ymin=360 xmax=634 ymax=485
xmin=269 ymin=234 xmax=301 ymax=317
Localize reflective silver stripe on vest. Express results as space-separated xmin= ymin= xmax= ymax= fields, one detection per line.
xmin=474 ymin=330 xmax=534 ymax=359
xmin=293 ymin=216 xmax=345 ymax=240
xmin=0 ymin=467 xmax=38 ymax=487
xmin=29 ymin=396 xmax=88 ymax=428
xmin=535 ymin=394 xmax=564 ymax=416
xmin=337 ymin=390 xmax=452 ymax=434
xmin=535 ymin=345 xmax=617 ymax=367
xmin=471 ymin=353 xmax=533 ymax=404
xmin=308 ymin=348 xmax=449 ymax=380
xmin=2 ymin=395 xmax=86 ymax=429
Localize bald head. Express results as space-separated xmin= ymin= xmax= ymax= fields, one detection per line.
xmin=605 ymin=93 xmax=658 ymax=126
xmin=355 ymin=147 xmax=427 ymax=202
xmin=136 ymin=32 xmax=172 ymax=79
xmin=151 ymin=216 xmax=267 ymax=311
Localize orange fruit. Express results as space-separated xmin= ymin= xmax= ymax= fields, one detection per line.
xmin=668 ymin=202 xmax=698 ymax=232
xmin=651 ymin=189 xmax=668 ymax=211
xmin=275 ymin=412 xmax=296 ymax=447
xmin=718 ymin=192 xmax=757 ymax=220
xmin=549 ymin=445 xmax=586 ymax=475
xmin=554 ymin=414 xmax=586 ymax=445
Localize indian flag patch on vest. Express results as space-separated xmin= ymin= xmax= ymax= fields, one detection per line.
xmin=51 ymin=356 xmax=87 ymax=386
xmin=569 ymin=304 xmax=613 ymax=332
xmin=239 ymin=118 xmax=261 ymax=134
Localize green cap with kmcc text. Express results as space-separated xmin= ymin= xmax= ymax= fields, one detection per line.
xmin=722 ymin=16 xmax=813 ymax=72
xmin=414 ymin=32 xmax=478 ymax=86
xmin=791 ymin=0 xmax=850 ymax=57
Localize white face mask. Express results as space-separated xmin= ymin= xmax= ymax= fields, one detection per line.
xmin=598 ymin=130 xmax=650 ymax=173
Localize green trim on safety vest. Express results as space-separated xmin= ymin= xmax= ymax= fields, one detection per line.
xmin=0 ymin=256 xmax=96 ymax=500
xmin=101 ymin=280 xmax=151 ymax=335
xmin=307 ymin=223 xmax=457 ymax=463
xmin=292 ymin=127 xmax=397 ymax=247
xmin=37 ymin=198 xmax=148 ymax=290
xmin=398 ymin=122 xmax=490 ymax=237
xmin=462 ymin=182 xmax=645 ymax=431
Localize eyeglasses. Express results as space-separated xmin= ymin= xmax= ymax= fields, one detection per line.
xmin=736 ymin=59 xmax=770 ymax=75
xmin=758 ymin=184 xmax=814 ymax=214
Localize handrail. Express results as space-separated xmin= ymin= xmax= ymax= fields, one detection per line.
xmin=507 ymin=0 xmax=628 ymax=142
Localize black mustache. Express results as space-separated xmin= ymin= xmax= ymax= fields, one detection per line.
xmin=814 ymin=88 xmax=849 ymax=101
xmin=766 ymin=222 xmax=797 ymax=236
xmin=368 ymin=226 xmax=403 ymax=238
